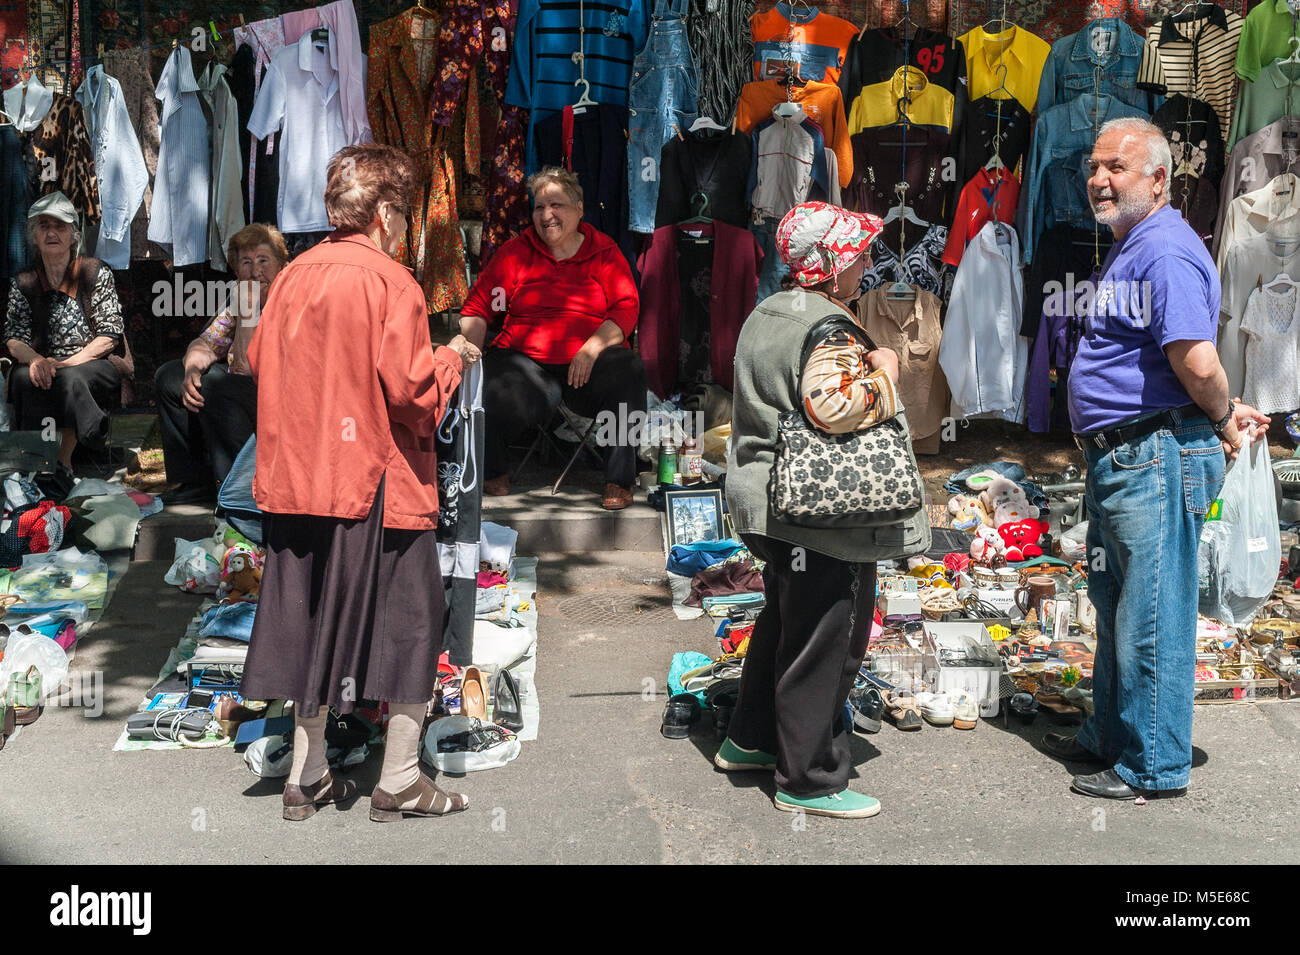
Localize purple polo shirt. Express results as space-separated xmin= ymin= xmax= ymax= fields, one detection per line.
xmin=1068 ymin=204 xmax=1220 ymax=433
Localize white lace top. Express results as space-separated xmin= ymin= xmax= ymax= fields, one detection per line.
xmin=1240 ymin=281 xmax=1300 ymax=414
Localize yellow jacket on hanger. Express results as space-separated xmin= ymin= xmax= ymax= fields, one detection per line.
xmin=847 ymin=66 xmax=955 ymax=134
xmin=958 ymin=24 xmax=1050 ymax=112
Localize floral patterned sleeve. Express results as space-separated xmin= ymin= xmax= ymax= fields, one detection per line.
xmin=88 ymin=266 xmax=124 ymax=340
xmin=5 ymin=279 xmax=35 ymax=348
xmin=799 ymin=326 xmax=901 ymax=434
xmin=196 ymin=312 xmax=236 ymax=362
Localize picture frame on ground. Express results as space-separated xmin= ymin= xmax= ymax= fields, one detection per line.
xmin=665 ymin=488 xmax=725 ymax=548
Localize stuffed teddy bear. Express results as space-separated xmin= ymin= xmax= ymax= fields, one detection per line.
xmin=997 ymin=518 xmax=1051 ymax=562
xmin=980 ymin=476 xmax=1033 ymax=526
xmin=220 ymin=548 xmax=263 ymax=602
xmin=947 ymin=494 xmax=991 ymax=531
xmin=970 ymin=524 xmax=1007 ymax=563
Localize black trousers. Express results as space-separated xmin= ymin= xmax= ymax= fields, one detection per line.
xmin=482 ymin=345 xmax=647 ymax=487
xmin=729 ymin=534 xmax=877 ymax=798
xmin=155 ymin=359 xmax=257 ymax=487
xmin=9 ymin=359 xmax=119 ymax=450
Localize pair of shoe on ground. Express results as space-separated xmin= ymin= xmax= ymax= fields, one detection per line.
xmin=282 ymin=770 xmax=469 ymax=822
xmin=712 ymin=738 xmax=881 ymax=819
xmin=851 ymin=684 xmax=978 ymax=733
xmin=484 ymin=474 xmax=633 ymax=510
xmin=1042 ymin=732 xmax=1187 ymax=801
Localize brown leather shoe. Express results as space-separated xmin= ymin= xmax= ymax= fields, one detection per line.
xmin=13 ymin=704 xmax=42 ymax=726
xmin=602 ymin=483 xmax=633 ymax=510
xmin=282 ymin=773 xmax=358 ymax=822
xmin=484 ymin=475 xmax=510 ymax=496
xmin=369 ymin=772 xmax=470 ymax=822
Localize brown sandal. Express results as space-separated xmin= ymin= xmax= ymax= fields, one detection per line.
xmin=369 ymin=772 xmax=470 ymax=822
xmin=282 ymin=773 xmax=359 ymax=822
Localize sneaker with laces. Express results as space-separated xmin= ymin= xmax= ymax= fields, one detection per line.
xmin=774 ymin=789 xmax=881 ymax=818
xmin=713 ymin=737 xmax=777 ymax=771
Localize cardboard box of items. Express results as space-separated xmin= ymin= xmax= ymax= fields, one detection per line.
xmin=922 ymin=621 xmax=1006 ymax=717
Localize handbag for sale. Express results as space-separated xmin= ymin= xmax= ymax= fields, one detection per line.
xmin=770 ymin=314 xmax=926 ymax=529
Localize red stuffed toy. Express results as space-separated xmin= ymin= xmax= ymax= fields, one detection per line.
xmin=998 ymin=519 xmax=1050 ymax=562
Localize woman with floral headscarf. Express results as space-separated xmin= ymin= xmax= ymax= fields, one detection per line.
xmin=716 ymin=201 xmax=926 ymax=819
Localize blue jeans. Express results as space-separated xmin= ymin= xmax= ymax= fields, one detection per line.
xmin=627 ymin=0 xmax=697 ymax=233
xmin=751 ymin=217 xmax=790 ymax=303
xmin=1076 ymin=416 xmax=1225 ymax=790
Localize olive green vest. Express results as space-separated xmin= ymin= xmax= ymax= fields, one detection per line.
xmin=725 ymin=288 xmax=931 ymax=563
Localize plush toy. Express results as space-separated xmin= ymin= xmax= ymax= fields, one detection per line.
xmin=980 ymin=476 xmax=1033 ymax=526
xmin=970 ymin=524 xmax=1008 ymax=563
xmin=220 ymin=548 xmax=263 ymax=602
xmin=947 ymin=494 xmax=991 ymax=531
xmin=997 ymin=518 xmax=1051 ymax=562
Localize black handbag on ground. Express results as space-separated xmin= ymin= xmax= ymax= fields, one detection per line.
xmin=769 ymin=313 xmax=926 ymax=529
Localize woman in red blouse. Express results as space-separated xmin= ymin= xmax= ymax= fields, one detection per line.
xmin=460 ymin=167 xmax=647 ymax=510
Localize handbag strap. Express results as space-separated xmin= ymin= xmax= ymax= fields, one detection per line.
xmin=798 ymin=312 xmax=879 ymax=371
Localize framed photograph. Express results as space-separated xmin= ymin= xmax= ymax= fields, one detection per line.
xmin=665 ymin=488 xmax=725 ymax=548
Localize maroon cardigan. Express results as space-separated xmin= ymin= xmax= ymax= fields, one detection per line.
xmin=635 ymin=220 xmax=762 ymax=396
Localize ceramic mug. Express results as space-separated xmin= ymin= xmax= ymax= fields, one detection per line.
xmin=995 ymin=568 xmax=1020 ymax=591
xmin=1075 ymin=586 xmax=1096 ymax=631
xmin=973 ymin=567 xmax=999 ymax=589
xmin=1015 ymin=575 xmax=1057 ymax=617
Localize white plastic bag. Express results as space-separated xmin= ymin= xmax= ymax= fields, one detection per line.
xmin=1198 ymin=433 xmax=1280 ymax=626
xmin=0 ymin=631 xmax=70 ymax=701
xmin=164 ymin=537 xmax=224 ymax=593
xmin=422 ymin=716 xmax=521 ymax=772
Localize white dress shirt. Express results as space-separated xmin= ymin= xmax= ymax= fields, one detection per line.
xmin=1216 ymin=172 xmax=1300 ymax=273
xmin=149 ymin=47 xmax=211 ymax=267
xmin=75 ymin=66 xmax=148 ymax=270
xmin=939 ymin=221 xmax=1029 ymax=423
xmin=2 ymin=75 xmax=53 ymax=133
xmin=197 ymin=61 xmax=247 ymax=272
xmin=248 ymin=32 xmax=351 ymax=233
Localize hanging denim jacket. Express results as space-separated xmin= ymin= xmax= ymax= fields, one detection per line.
xmin=1037 ymin=18 xmax=1161 ymax=114
xmin=1018 ymin=92 xmax=1149 ymax=263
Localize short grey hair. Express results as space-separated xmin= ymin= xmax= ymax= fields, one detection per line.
xmin=527 ymin=166 xmax=583 ymax=204
xmin=1098 ymin=117 xmax=1173 ymax=179
xmin=25 ymin=215 xmax=82 ymax=260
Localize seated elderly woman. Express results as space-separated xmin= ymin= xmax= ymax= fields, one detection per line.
xmin=459 ymin=167 xmax=647 ymax=510
xmin=5 ymin=192 xmax=128 ymax=473
xmin=154 ymin=224 xmax=289 ymax=505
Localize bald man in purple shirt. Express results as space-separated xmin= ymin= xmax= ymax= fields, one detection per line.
xmin=1044 ymin=117 xmax=1270 ymax=800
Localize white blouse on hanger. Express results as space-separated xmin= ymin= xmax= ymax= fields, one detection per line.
xmin=75 ymin=65 xmax=149 ymax=270
xmin=1239 ymin=281 xmax=1300 ymax=414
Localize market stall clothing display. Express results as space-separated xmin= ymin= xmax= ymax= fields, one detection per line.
xmin=13 ymin=88 xmax=101 ymax=223
xmin=626 ymin=0 xmax=698 ymax=234
xmin=74 ymin=66 xmax=148 ymax=271
xmin=0 ymin=125 xmax=31 ymax=282
xmin=1036 ymin=17 xmax=1159 ymax=114
xmin=957 ymin=23 xmax=1051 ymax=112
xmin=1153 ymin=94 xmax=1225 ymax=239
xmin=148 ymin=47 xmax=210 ymax=268
xmin=537 ymin=105 xmax=632 ymax=244
xmin=1021 ymin=222 xmax=1113 ymax=339
xmin=686 ymin=0 xmax=754 ymax=128
xmin=1216 ymin=171 xmax=1300 ymax=271
xmin=101 ymin=48 xmax=162 ymax=262
xmin=854 ymin=287 xmax=948 ymax=451
xmin=366 ymin=7 xmax=468 ymax=313
xmin=1136 ymin=5 xmax=1244 ymax=135
xmin=749 ymin=1 xmax=857 ymax=83
xmin=278 ymin=0 xmax=373 ymax=147
xmin=861 ymin=221 xmax=950 ymax=300
xmin=505 ymin=0 xmax=650 ymax=171
xmin=1167 ymin=169 xmax=1221 ymax=246
xmin=1019 ymin=92 xmax=1149 ymax=263
xmin=1218 ymin=229 xmax=1300 ymax=400
xmin=941 ymin=167 xmax=1020 ymax=267
xmin=229 ymin=36 xmax=284 ymax=225
xmin=839 ymin=26 xmax=968 ymax=106
xmin=1235 ymin=0 xmax=1300 ymax=82
xmin=847 ymin=65 xmax=955 ymax=134
xmin=940 ymin=221 xmax=1027 ymax=423
xmin=1238 ymin=280 xmax=1300 ymax=413
xmin=636 ymin=218 xmax=761 ymax=395
xmin=733 ymin=77 xmax=852 ymax=186
xmin=844 ymin=123 xmax=951 ymax=222
xmin=196 ymin=61 xmax=247 ymax=273
xmin=1228 ymin=58 xmax=1300 ymax=148
xmin=747 ymin=106 xmax=822 ymax=220
xmin=957 ymin=93 xmax=1032 ymax=186
xmin=656 ymin=127 xmax=752 ymax=228
xmin=1068 ymin=204 xmax=1218 ymax=434
xmin=1026 ymin=283 xmax=1088 ymax=433
xmin=2 ymin=74 xmax=52 ymax=132
xmin=1215 ymin=119 xmax=1300 ymax=260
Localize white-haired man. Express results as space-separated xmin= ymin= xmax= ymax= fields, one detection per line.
xmin=1043 ymin=117 xmax=1270 ymax=799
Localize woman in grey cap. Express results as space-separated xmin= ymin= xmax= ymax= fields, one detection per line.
xmin=4 ymin=191 xmax=128 ymax=474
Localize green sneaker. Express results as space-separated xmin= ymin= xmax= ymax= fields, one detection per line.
xmin=774 ymin=790 xmax=881 ymax=818
xmin=713 ymin=738 xmax=777 ymax=771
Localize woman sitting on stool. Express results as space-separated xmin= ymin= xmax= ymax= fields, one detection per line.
xmin=154 ymin=224 xmax=288 ymax=505
xmin=459 ymin=167 xmax=647 ymax=510
xmin=5 ymin=192 xmax=128 ymax=475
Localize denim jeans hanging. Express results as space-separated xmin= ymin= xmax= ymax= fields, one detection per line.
xmin=627 ymin=0 xmax=699 ymax=233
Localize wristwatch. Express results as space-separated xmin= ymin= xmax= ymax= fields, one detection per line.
xmin=1212 ymin=400 xmax=1236 ymax=439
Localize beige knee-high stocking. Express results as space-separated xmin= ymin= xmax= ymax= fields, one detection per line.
xmin=378 ymin=702 xmax=426 ymax=794
xmin=288 ymin=709 xmax=329 ymax=787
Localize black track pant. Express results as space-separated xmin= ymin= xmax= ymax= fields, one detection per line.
xmin=10 ymin=359 xmax=119 ymax=450
xmin=155 ymin=359 xmax=257 ymax=487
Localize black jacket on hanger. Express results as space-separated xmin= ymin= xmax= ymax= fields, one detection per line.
xmin=656 ymin=128 xmax=752 ymax=228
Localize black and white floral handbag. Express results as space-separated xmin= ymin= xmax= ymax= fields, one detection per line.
xmin=770 ymin=314 xmax=926 ymax=529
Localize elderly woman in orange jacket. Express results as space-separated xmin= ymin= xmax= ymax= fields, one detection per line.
xmin=240 ymin=144 xmax=479 ymax=824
